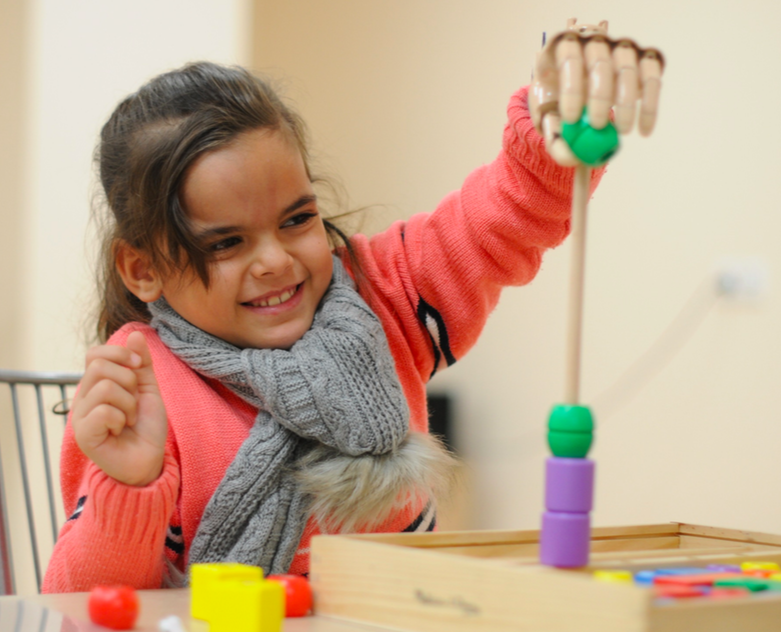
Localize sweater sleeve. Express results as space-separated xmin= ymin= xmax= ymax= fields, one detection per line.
xmin=41 ymin=331 xmax=182 ymax=594
xmin=41 ymin=430 xmax=180 ymax=593
xmin=350 ymin=86 xmax=606 ymax=382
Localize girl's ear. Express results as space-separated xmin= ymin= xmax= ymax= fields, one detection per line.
xmin=115 ymin=241 xmax=164 ymax=303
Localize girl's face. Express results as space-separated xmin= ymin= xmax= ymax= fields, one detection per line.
xmin=160 ymin=128 xmax=333 ymax=350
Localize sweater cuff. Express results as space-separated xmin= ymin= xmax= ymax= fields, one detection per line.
xmin=504 ymin=86 xmax=605 ymax=201
xmin=84 ymin=451 xmax=180 ymax=545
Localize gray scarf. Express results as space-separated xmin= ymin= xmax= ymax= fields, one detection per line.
xmin=149 ymin=256 xmax=410 ymax=575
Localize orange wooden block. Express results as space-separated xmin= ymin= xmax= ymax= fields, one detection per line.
xmin=743 ymin=569 xmax=776 ymax=578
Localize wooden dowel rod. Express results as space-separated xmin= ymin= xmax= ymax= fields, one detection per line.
xmin=564 ymin=164 xmax=592 ymax=405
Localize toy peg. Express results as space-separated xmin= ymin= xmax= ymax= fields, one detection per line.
xmin=535 ymin=19 xmax=664 ymax=570
xmin=564 ymin=163 xmax=590 ymax=404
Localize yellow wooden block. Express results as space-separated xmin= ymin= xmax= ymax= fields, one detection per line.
xmin=741 ymin=561 xmax=780 ymax=572
xmin=593 ymin=570 xmax=634 ymax=584
xmin=190 ymin=563 xmax=263 ymax=621
xmin=208 ymin=578 xmax=285 ymax=632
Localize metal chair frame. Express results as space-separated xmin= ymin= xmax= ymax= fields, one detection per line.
xmin=0 ymin=369 xmax=81 ymax=594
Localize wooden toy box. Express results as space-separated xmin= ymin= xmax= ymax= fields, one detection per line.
xmin=310 ymin=523 xmax=781 ymax=632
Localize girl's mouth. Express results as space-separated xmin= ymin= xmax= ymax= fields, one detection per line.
xmin=242 ymin=283 xmax=303 ymax=309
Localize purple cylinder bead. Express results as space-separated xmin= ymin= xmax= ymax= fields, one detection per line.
xmin=539 ymin=511 xmax=590 ymax=567
xmin=545 ymin=457 xmax=595 ymax=513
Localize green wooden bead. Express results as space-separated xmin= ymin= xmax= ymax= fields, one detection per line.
xmin=561 ymin=110 xmax=620 ymax=166
xmin=548 ymin=405 xmax=594 ymax=433
xmin=547 ymin=430 xmax=593 ymax=459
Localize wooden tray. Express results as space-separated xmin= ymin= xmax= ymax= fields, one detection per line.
xmin=310 ymin=523 xmax=781 ymax=632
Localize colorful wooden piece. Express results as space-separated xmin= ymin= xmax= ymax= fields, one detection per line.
xmin=561 ymin=110 xmax=620 ymax=166
xmin=654 ymin=584 xmax=707 ymax=599
xmin=544 ymin=457 xmax=595 ymax=512
xmin=653 ymin=573 xmax=742 ymax=587
xmin=190 ymin=562 xmax=263 ymax=621
xmin=593 ymin=570 xmax=633 ymax=583
xmin=539 ymin=510 xmax=590 ymax=567
xmin=207 ymin=576 xmax=285 ymax=632
xmin=713 ymin=577 xmax=778 ymax=593
xmin=742 ymin=562 xmax=780 ymax=572
xmin=547 ymin=405 xmax=594 ymax=458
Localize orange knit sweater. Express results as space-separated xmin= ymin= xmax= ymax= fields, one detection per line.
xmin=42 ymin=87 xmax=603 ymax=593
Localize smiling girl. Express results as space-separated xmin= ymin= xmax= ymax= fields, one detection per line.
xmin=42 ymin=61 xmax=604 ymax=592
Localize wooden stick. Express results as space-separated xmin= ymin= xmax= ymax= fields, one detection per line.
xmin=564 ymin=164 xmax=592 ymax=404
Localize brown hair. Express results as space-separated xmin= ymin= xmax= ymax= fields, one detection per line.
xmin=94 ymin=61 xmax=358 ymax=343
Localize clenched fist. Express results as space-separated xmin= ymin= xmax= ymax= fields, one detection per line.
xmin=529 ymin=19 xmax=664 ymax=166
xmin=72 ymin=331 xmax=168 ymax=486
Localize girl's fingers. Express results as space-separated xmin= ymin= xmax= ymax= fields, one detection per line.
xmin=584 ymin=38 xmax=614 ymax=130
xmin=612 ymin=41 xmax=640 ymax=134
xmin=124 ymin=331 xmax=160 ymax=393
xmin=555 ymin=34 xmax=585 ymax=124
xmin=530 ymin=49 xmax=561 ymax=132
xmin=531 ymin=27 xmax=664 ymax=150
xmin=78 ymin=357 xmax=139 ymax=401
xmin=541 ymin=112 xmax=579 ymax=167
xmin=638 ymin=51 xmax=663 ymax=136
xmin=77 ymin=378 xmax=138 ymax=434
xmin=81 ymin=344 xmax=142 ymax=395
xmin=88 ymin=404 xmax=129 ymax=437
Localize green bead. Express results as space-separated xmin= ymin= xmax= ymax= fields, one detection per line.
xmin=548 ymin=405 xmax=594 ymax=433
xmin=547 ymin=430 xmax=593 ymax=459
xmin=561 ymin=110 xmax=620 ymax=166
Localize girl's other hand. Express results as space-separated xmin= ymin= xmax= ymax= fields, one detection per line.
xmin=72 ymin=331 xmax=168 ymax=486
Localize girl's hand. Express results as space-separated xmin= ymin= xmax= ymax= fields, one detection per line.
xmin=529 ymin=19 xmax=664 ymax=166
xmin=72 ymin=331 xmax=168 ymax=486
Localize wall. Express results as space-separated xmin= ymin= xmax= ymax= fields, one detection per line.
xmin=253 ymin=0 xmax=781 ymax=536
xmin=0 ymin=0 xmax=251 ymax=595
xmin=0 ymin=0 xmax=28 ymax=371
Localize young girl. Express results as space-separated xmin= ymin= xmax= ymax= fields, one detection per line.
xmin=42 ymin=59 xmax=605 ymax=593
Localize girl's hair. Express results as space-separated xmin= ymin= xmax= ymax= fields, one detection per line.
xmin=95 ymin=61 xmax=358 ymax=343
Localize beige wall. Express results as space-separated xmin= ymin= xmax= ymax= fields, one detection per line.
xmin=1 ymin=0 xmax=252 ymax=595
xmin=253 ymin=1 xmax=781 ymax=536
xmin=0 ymin=0 xmax=29 ymax=371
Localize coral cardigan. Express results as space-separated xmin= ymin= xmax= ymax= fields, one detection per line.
xmin=42 ymin=87 xmax=603 ymax=593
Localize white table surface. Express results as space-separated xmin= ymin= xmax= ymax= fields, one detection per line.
xmin=0 ymin=589 xmax=393 ymax=632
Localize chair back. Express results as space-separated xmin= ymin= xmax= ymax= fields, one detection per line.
xmin=0 ymin=369 xmax=81 ymax=595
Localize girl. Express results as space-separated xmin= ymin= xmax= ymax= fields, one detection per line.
xmin=43 ymin=59 xmax=604 ymax=593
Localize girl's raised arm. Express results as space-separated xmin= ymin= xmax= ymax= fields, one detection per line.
xmin=350 ymin=86 xmax=605 ymax=386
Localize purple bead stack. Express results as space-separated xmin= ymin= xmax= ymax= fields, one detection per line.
xmin=540 ymin=404 xmax=595 ymax=567
xmin=539 ymin=457 xmax=595 ymax=566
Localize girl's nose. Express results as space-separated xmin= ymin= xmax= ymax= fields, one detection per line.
xmin=249 ymin=240 xmax=293 ymax=278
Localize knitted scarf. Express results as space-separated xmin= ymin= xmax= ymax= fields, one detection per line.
xmin=149 ymin=255 xmax=410 ymax=575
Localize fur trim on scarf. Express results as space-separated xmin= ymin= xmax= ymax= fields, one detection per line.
xmin=294 ymin=431 xmax=459 ymax=534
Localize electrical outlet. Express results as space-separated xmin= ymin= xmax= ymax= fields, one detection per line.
xmin=715 ymin=256 xmax=769 ymax=300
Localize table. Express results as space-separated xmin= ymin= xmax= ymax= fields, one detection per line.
xmin=0 ymin=590 xmax=391 ymax=632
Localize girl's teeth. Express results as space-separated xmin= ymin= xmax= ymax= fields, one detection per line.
xmin=256 ymin=287 xmax=296 ymax=307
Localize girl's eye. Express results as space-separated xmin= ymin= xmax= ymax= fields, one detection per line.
xmin=210 ymin=236 xmax=242 ymax=252
xmin=283 ymin=212 xmax=316 ymax=228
